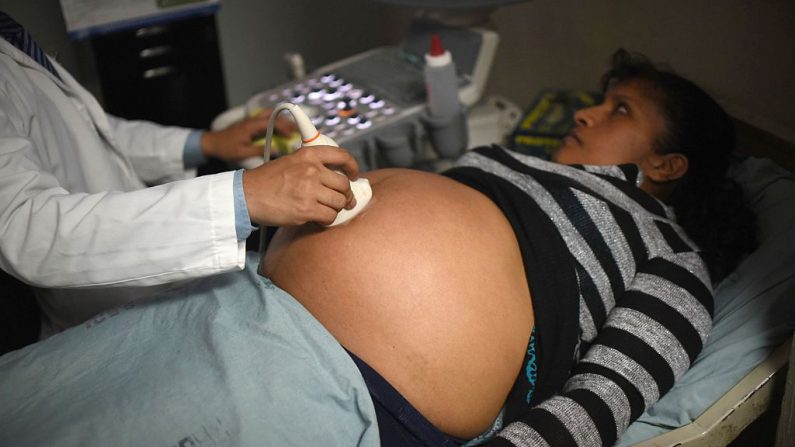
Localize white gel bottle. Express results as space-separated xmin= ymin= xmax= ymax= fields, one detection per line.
xmin=423 ymin=34 xmax=467 ymax=159
xmin=424 ymin=33 xmax=462 ymax=121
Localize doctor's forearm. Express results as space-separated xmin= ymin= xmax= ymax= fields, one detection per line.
xmin=105 ymin=115 xmax=193 ymax=183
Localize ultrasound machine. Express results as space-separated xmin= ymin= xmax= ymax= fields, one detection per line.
xmin=212 ymin=0 xmax=527 ymax=172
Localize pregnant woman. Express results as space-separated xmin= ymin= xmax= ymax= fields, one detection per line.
xmin=262 ymin=50 xmax=755 ymax=446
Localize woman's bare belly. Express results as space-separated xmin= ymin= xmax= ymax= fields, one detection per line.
xmin=262 ymin=169 xmax=534 ymax=439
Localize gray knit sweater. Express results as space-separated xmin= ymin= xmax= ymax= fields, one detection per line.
xmin=444 ymin=146 xmax=713 ymax=447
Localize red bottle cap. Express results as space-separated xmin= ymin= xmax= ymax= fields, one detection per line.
xmin=430 ymin=34 xmax=445 ymax=56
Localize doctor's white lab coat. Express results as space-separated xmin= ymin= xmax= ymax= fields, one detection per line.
xmin=0 ymin=39 xmax=246 ymax=331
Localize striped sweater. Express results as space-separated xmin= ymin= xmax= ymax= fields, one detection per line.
xmin=444 ymin=146 xmax=713 ymax=447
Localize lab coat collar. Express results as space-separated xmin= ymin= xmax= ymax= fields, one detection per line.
xmin=0 ymin=37 xmax=65 ymax=86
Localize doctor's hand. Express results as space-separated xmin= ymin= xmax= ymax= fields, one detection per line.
xmin=242 ymin=146 xmax=360 ymax=226
xmin=201 ymin=110 xmax=296 ymax=162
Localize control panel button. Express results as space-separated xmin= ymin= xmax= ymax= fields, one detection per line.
xmin=337 ymin=97 xmax=356 ymax=108
xmin=307 ymin=87 xmax=324 ymax=102
xmin=291 ymin=90 xmax=306 ymax=103
xmin=323 ymin=87 xmax=340 ymax=101
xmin=325 ymin=114 xmax=341 ymax=126
xmin=355 ymin=117 xmax=372 ymax=129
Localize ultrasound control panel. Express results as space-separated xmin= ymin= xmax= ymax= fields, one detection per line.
xmin=247 ymin=69 xmax=404 ymax=145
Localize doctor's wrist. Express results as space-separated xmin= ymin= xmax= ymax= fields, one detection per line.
xmin=200 ymin=130 xmax=221 ymax=158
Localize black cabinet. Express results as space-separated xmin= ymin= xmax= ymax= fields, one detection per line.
xmin=91 ymin=13 xmax=227 ymax=129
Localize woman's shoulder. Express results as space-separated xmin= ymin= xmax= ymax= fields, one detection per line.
xmin=452 ymin=145 xmax=671 ymax=218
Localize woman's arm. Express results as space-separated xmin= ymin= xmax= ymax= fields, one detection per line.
xmin=489 ymin=250 xmax=713 ymax=447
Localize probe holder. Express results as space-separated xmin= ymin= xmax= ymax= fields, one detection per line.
xmin=423 ymin=109 xmax=469 ymax=159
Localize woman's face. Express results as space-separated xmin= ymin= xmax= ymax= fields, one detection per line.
xmin=553 ymin=78 xmax=668 ymax=168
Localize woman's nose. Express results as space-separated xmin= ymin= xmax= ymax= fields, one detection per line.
xmin=574 ymin=107 xmax=595 ymax=127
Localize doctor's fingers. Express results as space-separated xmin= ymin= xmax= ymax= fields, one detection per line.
xmin=298 ymin=146 xmax=360 ymax=180
xmin=315 ymin=188 xmax=352 ymax=216
xmin=279 ymin=182 xmax=345 ymax=226
xmin=319 ymin=169 xmax=356 ymax=209
xmin=278 ymin=163 xmax=353 ymax=212
xmin=311 ymin=204 xmax=344 ymax=227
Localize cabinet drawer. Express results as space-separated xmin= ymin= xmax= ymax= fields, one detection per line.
xmin=91 ymin=13 xmax=227 ymax=128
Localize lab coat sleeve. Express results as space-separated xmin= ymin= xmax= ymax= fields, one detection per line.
xmin=0 ymin=111 xmax=246 ymax=289
xmin=105 ymin=114 xmax=194 ymax=184
xmin=489 ymin=252 xmax=713 ymax=447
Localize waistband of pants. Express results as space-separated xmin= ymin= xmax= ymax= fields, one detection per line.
xmin=345 ymin=349 xmax=467 ymax=447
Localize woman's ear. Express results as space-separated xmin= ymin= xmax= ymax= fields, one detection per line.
xmin=646 ymin=153 xmax=689 ymax=183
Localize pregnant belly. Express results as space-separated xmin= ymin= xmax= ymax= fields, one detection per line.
xmin=262 ymin=168 xmax=534 ymax=438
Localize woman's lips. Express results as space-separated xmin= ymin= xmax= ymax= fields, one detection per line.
xmin=564 ymin=130 xmax=582 ymax=145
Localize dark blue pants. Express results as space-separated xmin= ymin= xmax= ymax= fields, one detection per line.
xmin=346 ymin=350 xmax=467 ymax=447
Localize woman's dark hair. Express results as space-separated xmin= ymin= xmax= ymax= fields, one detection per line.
xmin=601 ymin=49 xmax=756 ymax=284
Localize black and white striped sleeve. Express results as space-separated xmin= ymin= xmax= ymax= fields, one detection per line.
xmin=487 ymin=251 xmax=713 ymax=447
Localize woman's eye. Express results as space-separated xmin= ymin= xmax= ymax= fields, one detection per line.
xmin=614 ymin=103 xmax=630 ymax=115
